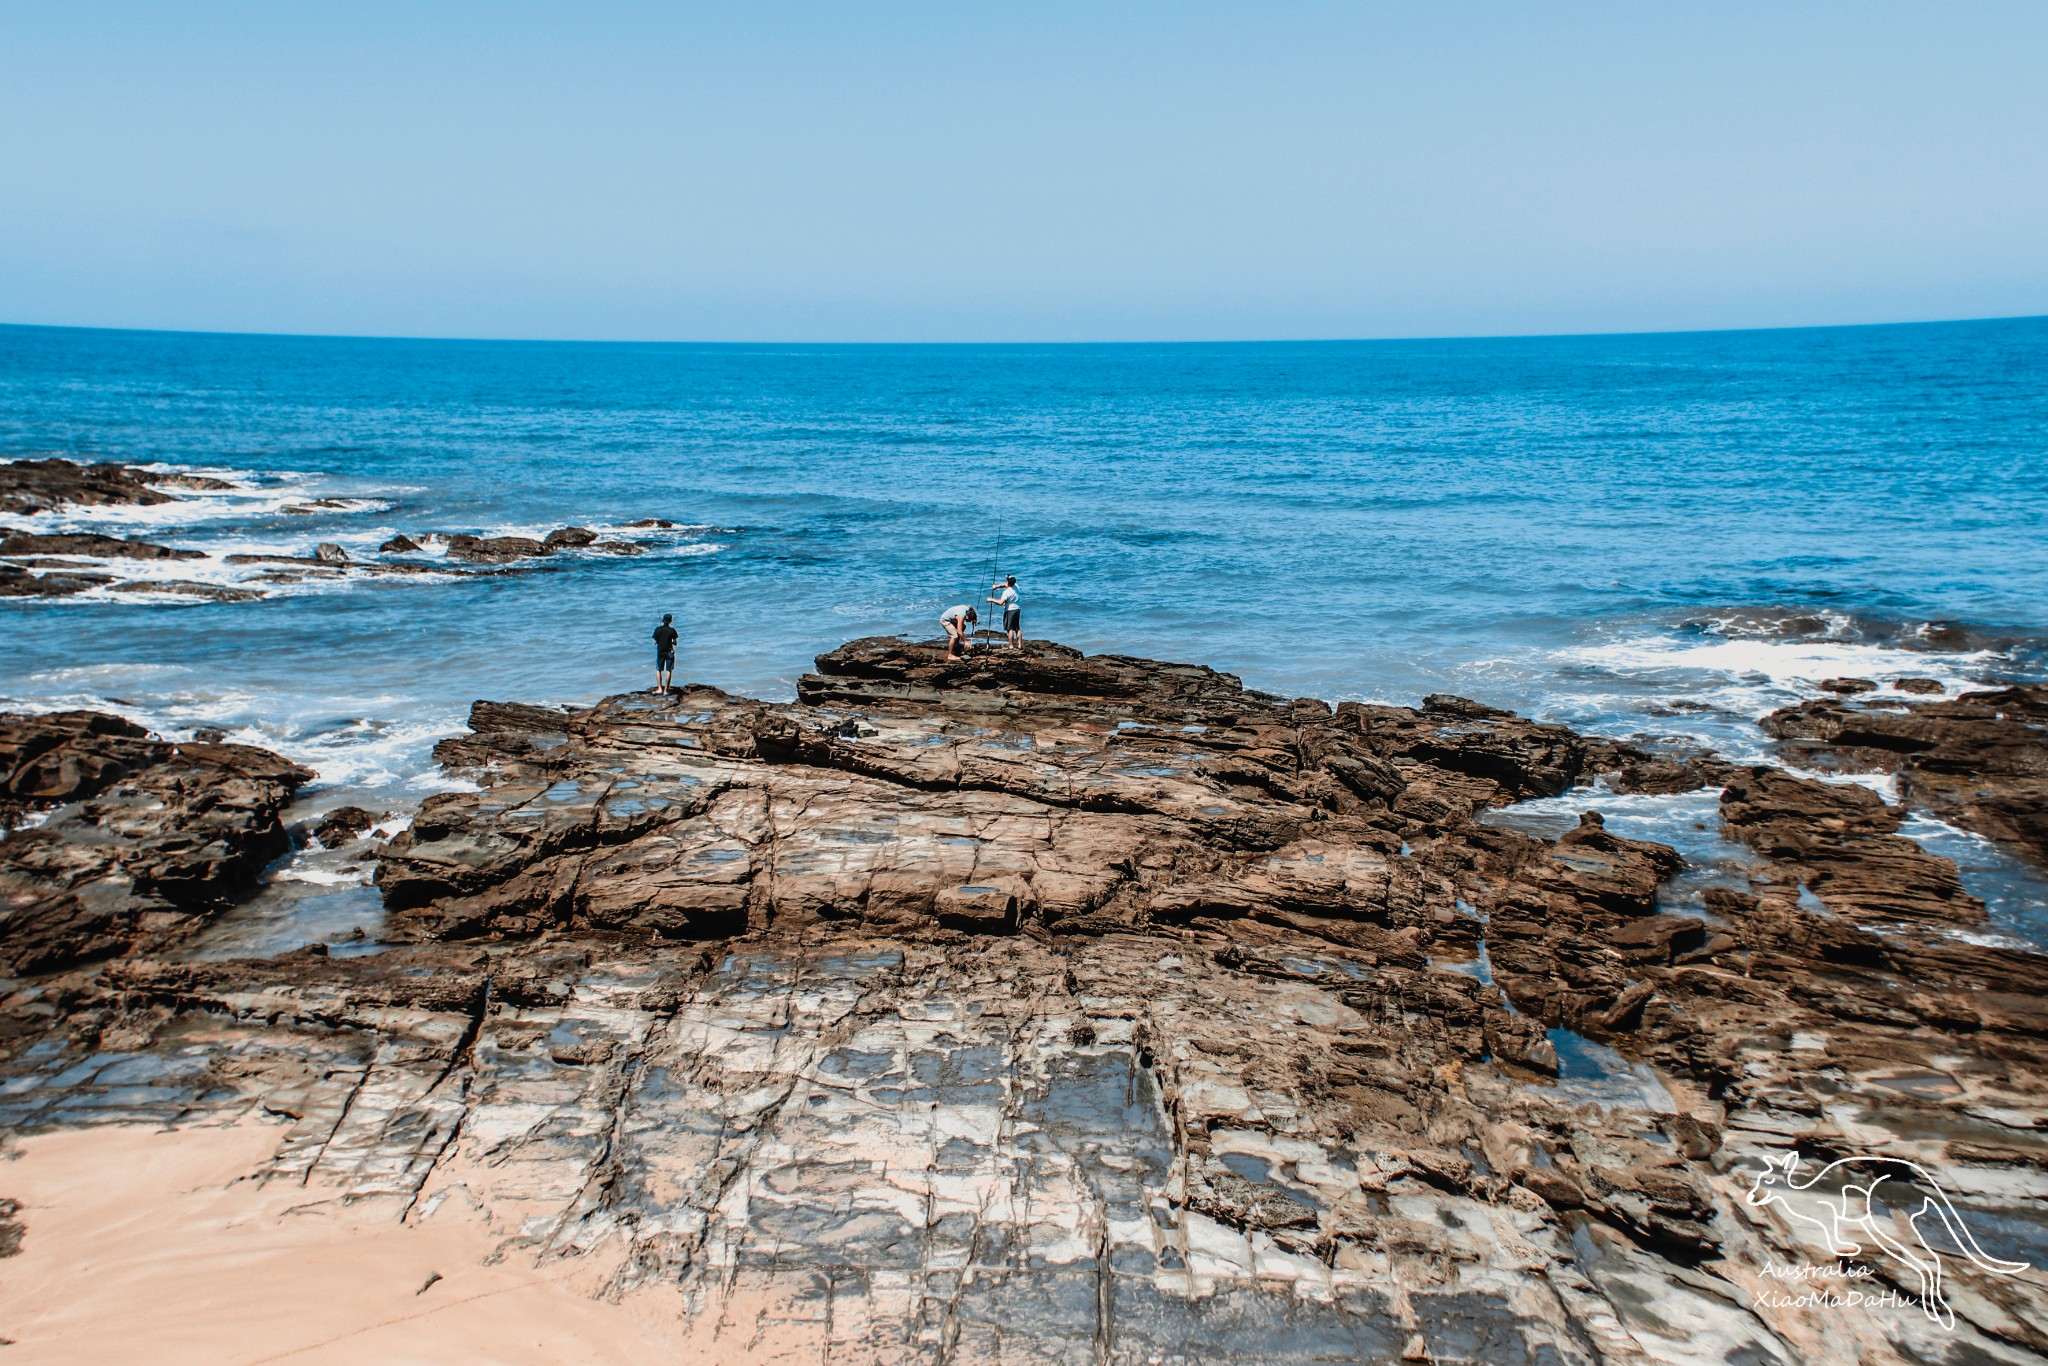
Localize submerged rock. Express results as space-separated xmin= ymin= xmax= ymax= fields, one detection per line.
xmin=112 ymin=580 xmax=264 ymax=603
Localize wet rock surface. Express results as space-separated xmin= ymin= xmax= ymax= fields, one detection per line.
xmin=2 ymin=641 xmax=2045 ymax=1363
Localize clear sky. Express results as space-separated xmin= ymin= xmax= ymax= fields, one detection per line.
xmin=2 ymin=1 xmax=2044 ymax=342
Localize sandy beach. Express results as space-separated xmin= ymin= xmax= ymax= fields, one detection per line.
xmin=0 ymin=1120 xmax=706 ymax=1365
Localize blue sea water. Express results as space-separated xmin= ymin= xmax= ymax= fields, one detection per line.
xmin=3 ymin=317 xmax=2046 ymax=944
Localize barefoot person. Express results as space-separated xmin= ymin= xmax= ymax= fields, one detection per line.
xmin=652 ymin=613 xmax=679 ymax=693
xmin=940 ymin=603 xmax=978 ymax=658
xmin=986 ymin=574 xmax=1020 ymax=650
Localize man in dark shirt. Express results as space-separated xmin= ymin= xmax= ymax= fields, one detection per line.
xmin=652 ymin=613 xmax=679 ymax=694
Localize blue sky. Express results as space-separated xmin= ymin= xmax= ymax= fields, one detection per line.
xmin=2 ymin=1 xmax=2044 ymax=342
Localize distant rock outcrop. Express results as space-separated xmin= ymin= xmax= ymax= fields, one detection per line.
xmin=0 ymin=457 xmax=228 ymax=516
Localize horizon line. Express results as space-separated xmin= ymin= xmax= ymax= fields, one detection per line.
xmin=1 ymin=310 xmax=2043 ymax=350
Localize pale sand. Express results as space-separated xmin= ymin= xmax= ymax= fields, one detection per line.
xmin=0 ymin=1119 xmax=788 ymax=1366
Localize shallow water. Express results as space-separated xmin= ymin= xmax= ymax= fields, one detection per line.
xmin=4 ymin=318 xmax=2045 ymax=948
xmin=1481 ymin=786 xmax=1760 ymax=919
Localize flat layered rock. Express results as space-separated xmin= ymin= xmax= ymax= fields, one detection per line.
xmin=444 ymin=533 xmax=550 ymax=562
xmin=1763 ymin=684 xmax=2048 ymax=867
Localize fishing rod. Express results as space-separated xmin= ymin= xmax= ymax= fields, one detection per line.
xmin=968 ymin=486 xmax=1004 ymax=644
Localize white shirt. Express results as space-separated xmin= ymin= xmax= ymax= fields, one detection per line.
xmin=941 ymin=604 xmax=971 ymax=626
xmin=990 ymin=585 xmax=1018 ymax=612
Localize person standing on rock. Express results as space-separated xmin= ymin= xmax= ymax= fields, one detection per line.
xmin=940 ymin=603 xmax=978 ymax=658
xmin=652 ymin=613 xmax=679 ymax=694
xmin=986 ymin=575 xmax=1021 ymax=650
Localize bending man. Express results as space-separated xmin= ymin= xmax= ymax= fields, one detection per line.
xmin=940 ymin=603 xmax=978 ymax=658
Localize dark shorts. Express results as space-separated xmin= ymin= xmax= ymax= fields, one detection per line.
xmin=1004 ymin=608 xmax=1020 ymax=632
xmin=656 ymin=651 xmax=676 ymax=670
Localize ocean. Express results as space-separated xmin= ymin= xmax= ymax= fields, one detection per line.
xmin=4 ymin=316 xmax=2046 ymax=948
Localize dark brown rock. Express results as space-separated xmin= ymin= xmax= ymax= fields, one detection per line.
xmin=314 ymin=805 xmax=378 ymax=846
xmin=445 ymin=534 xmax=550 ymax=563
xmin=1718 ymin=765 xmax=1981 ymax=924
xmin=380 ymin=534 xmax=422 ymax=553
xmin=0 ymin=566 xmax=114 ymax=598
xmin=541 ymin=526 xmax=598 ymax=550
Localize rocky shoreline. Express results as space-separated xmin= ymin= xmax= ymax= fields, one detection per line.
xmin=0 ymin=457 xmax=680 ymax=601
xmin=2 ymin=638 xmax=2045 ymax=1363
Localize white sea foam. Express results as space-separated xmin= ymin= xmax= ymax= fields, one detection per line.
xmin=1558 ymin=630 xmax=2002 ymax=723
xmin=1484 ymin=611 xmax=2036 ymax=792
xmin=274 ymin=865 xmax=370 ymax=887
xmin=0 ymin=463 xmax=395 ymax=535
xmin=1791 ymin=767 xmax=1900 ymax=802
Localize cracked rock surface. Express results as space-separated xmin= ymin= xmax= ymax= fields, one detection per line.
xmin=2 ymin=639 xmax=2046 ymax=1363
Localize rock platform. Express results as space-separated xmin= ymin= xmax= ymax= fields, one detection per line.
xmin=2 ymin=640 xmax=2045 ymax=1364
